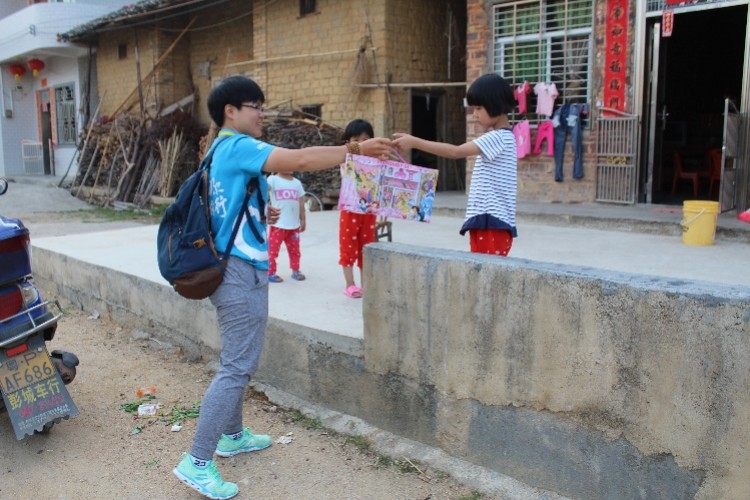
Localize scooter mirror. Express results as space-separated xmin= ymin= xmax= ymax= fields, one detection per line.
xmin=0 ymin=177 xmax=7 ymax=195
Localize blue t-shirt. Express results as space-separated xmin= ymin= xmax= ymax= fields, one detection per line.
xmin=208 ymin=130 xmax=275 ymax=270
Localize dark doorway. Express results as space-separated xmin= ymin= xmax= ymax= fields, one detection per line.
xmin=410 ymin=93 xmax=439 ymax=172
xmin=643 ymin=5 xmax=746 ymax=205
xmin=39 ymin=90 xmax=52 ymax=175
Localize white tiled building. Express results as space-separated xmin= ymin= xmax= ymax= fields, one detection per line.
xmin=0 ymin=0 xmax=131 ymax=181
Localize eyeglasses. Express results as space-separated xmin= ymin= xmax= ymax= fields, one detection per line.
xmin=240 ymin=103 xmax=264 ymax=113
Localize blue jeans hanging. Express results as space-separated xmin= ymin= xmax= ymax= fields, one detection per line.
xmin=553 ymin=103 xmax=587 ymax=181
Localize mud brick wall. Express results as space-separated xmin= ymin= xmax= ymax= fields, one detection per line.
xmin=93 ymin=0 xmax=466 ymax=187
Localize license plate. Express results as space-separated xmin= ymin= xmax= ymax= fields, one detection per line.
xmin=0 ymin=344 xmax=55 ymax=394
xmin=0 ymin=335 xmax=79 ymax=439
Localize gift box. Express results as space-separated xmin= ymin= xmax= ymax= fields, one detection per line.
xmin=0 ymin=216 xmax=31 ymax=284
xmin=338 ymin=154 xmax=438 ymax=222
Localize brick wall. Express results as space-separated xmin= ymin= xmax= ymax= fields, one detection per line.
xmin=189 ymin=0 xmax=254 ymax=126
xmin=464 ymin=0 xmax=623 ymax=203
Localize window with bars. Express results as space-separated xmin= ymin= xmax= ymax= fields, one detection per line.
xmin=493 ymin=0 xmax=593 ymax=123
xmin=54 ymin=84 xmax=76 ymax=145
xmin=301 ymin=104 xmax=322 ymax=120
xmin=300 ymin=0 xmax=316 ymax=17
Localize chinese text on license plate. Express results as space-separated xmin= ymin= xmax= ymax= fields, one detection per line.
xmin=0 ymin=347 xmax=55 ymax=394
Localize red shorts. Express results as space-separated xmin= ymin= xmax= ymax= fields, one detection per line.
xmin=339 ymin=211 xmax=376 ymax=268
xmin=469 ymin=229 xmax=513 ymax=256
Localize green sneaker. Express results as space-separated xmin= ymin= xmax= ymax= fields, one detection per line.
xmin=215 ymin=427 xmax=273 ymax=457
xmin=173 ymin=453 xmax=239 ymax=500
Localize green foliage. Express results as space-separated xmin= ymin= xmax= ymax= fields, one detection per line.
xmin=288 ymin=409 xmax=323 ymax=430
xmin=163 ymin=401 xmax=201 ymax=425
xmin=120 ymin=394 xmax=156 ymax=414
xmin=457 ymin=492 xmax=484 ymax=500
xmin=345 ymin=434 xmax=371 ymax=452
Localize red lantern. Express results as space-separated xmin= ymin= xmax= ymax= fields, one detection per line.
xmin=27 ymin=58 xmax=44 ymax=77
xmin=9 ymin=63 xmax=26 ymax=81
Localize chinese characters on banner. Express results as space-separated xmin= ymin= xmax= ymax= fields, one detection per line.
xmin=604 ymin=0 xmax=628 ymax=115
xmin=338 ymin=154 xmax=438 ymax=222
xmin=662 ymin=10 xmax=674 ymax=37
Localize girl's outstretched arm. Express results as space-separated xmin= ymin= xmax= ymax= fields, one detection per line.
xmin=392 ymin=133 xmax=481 ymax=160
xmin=263 ymin=137 xmax=392 ymax=173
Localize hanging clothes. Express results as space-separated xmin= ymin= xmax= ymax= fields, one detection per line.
xmin=513 ymin=120 xmax=531 ymax=159
xmin=533 ymin=121 xmax=554 ymax=156
xmin=514 ymin=81 xmax=531 ymax=114
xmin=552 ymin=103 xmax=589 ymax=181
xmin=533 ymin=82 xmax=559 ymax=117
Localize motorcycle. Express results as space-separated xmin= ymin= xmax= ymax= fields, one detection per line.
xmin=0 ymin=177 xmax=79 ymax=439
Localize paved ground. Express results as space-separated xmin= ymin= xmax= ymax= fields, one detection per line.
xmin=3 ymin=178 xmax=749 ymax=341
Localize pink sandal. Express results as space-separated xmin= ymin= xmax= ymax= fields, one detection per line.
xmin=343 ymin=285 xmax=362 ymax=298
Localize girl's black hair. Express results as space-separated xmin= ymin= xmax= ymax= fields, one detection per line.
xmin=207 ymin=76 xmax=265 ymax=126
xmin=466 ymin=73 xmax=515 ymax=117
xmin=343 ymin=119 xmax=374 ymax=142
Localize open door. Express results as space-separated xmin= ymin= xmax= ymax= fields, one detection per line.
xmin=641 ymin=5 xmax=746 ymax=206
xmin=642 ymin=22 xmax=664 ymax=204
xmin=718 ymin=98 xmax=740 ymax=212
xmin=39 ymin=89 xmax=52 ymax=175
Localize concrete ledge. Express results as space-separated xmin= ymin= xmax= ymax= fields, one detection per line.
xmin=31 ymin=242 xmax=750 ymax=499
xmin=362 ymin=242 xmax=750 ymax=500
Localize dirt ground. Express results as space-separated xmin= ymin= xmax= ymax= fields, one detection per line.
xmin=0 ymin=292 xmax=481 ymax=500
xmin=0 ymin=193 xmax=483 ymax=500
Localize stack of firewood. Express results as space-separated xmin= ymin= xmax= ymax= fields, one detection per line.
xmin=70 ymin=111 xmax=205 ymax=208
xmin=70 ymin=108 xmax=347 ymax=209
xmin=261 ymin=114 xmax=343 ymax=206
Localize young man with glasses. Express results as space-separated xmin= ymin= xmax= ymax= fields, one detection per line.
xmin=173 ymin=76 xmax=391 ymax=500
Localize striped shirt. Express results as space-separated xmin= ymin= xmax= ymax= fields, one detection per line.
xmin=463 ymin=128 xmax=517 ymax=235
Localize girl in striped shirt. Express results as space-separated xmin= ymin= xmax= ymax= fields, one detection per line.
xmin=393 ymin=73 xmax=517 ymax=256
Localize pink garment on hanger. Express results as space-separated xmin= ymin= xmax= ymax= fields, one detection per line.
xmin=533 ymin=121 xmax=554 ymax=156
xmin=514 ymin=120 xmax=531 ymax=159
xmin=534 ymin=83 xmax=559 ymax=117
xmin=514 ymin=81 xmax=531 ymax=114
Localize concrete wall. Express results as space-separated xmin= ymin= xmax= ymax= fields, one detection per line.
xmin=32 ymin=241 xmax=750 ymax=499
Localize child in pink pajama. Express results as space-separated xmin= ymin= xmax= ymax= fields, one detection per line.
xmin=267 ymin=172 xmax=306 ymax=282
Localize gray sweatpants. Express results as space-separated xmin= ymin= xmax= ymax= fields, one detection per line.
xmin=190 ymin=257 xmax=269 ymax=460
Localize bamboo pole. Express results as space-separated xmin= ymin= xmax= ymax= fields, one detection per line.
xmin=74 ymin=136 xmax=100 ymax=199
xmin=88 ymin=132 xmax=113 ymax=203
xmin=225 ymin=47 xmax=377 ymax=68
xmin=110 ymin=17 xmax=197 ymax=118
xmin=59 ymin=90 xmax=106 ymax=187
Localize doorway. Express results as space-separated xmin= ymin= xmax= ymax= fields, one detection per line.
xmin=39 ymin=89 xmax=52 ymax=175
xmin=410 ymin=93 xmax=439 ymax=173
xmin=641 ymin=4 xmax=746 ymax=206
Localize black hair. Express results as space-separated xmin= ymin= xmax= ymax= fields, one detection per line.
xmin=466 ymin=73 xmax=514 ymax=117
xmin=343 ymin=119 xmax=374 ymax=142
xmin=207 ymin=76 xmax=265 ymax=126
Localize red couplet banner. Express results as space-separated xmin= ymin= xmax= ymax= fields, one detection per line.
xmin=603 ymin=0 xmax=628 ymax=114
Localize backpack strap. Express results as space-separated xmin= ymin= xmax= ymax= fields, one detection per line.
xmin=242 ymin=177 xmax=266 ymax=244
xmin=199 ymin=135 xmax=230 ymax=171
xmin=204 ymin=135 xmax=266 ymax=257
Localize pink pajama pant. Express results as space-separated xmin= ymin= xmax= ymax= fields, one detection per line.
xmin=534 ymin=120 xmax=554 ymax=156
xmin=267 ymin=226 xmax=301 ymax=275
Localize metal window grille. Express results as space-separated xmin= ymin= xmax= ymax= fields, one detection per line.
xmin=595 ymin=109 xmax=639 ymax=204
xmin=301 ymin=104 xmax=322 ymax=119
xmin=300 ymin=0 xmax=316 ymax=16
xmin=22 ymin=140 xmax=44 ymax=175
xmin=646 ymin=0 xmax=734 ymax=13
xmin=493 ymin=0 xmax=593 ymax=123
xmin=54 ymin=84 xmax=76 ymax=146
